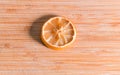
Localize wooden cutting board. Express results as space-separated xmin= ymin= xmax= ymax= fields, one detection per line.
xmin=0 ymin=0 xmax=120 ymax=75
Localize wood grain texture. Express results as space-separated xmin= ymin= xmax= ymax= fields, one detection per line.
xmin=0 ymin=0 xmax=120 ymax=75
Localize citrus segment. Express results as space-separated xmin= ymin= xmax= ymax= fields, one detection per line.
xmin=41 ymin=17 xmax=76 ymax=50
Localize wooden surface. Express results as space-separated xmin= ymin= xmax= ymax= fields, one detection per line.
xmin=0 ymin=0 xmax=120 ymax=75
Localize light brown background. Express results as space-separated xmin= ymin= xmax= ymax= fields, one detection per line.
xmin=0 ymin=0 xmax=120 ymax=75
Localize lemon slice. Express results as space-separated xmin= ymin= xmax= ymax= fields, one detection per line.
xmin=41 ymin=17 xmax=76 ymax=50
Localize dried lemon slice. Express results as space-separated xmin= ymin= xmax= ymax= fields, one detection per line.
xmin=41 ymin=17 xmax=76 ymax=50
